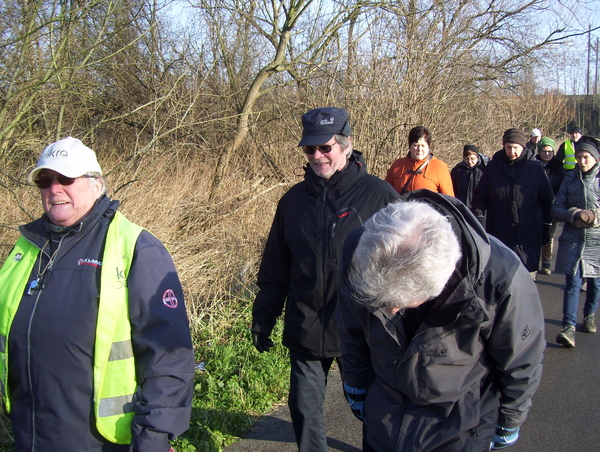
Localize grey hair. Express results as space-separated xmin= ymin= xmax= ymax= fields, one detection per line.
xmin=349 ymin=200 xmax=461 ymax=310
xmin=335 ymin=134 xmax=353 ymax=158
xmin=85 ymin=171 xmax=107 ymax=195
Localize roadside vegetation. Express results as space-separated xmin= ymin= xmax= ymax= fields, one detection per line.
xmin=0 ymin=0 xmax=598 ymax=451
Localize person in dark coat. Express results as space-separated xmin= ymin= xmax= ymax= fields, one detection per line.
xmin=0 ymin=137 xmax=194 ymax=452
xmin=336 ymin=191 xmax=544 ymax=452
xmin=552 ymin=137 xmax=600 ymax=348
xmin=251 ymin=107 xmax=398 ymax=452
xmin=536 ymin=137 xmax=566 ymax=274
xmin=472 ymin=128 xmax=555 ymax=279
xmin=451 ymin=144 xmax=487 ymax=209
xmin=526 ymin=128 xmax=542 ymax=153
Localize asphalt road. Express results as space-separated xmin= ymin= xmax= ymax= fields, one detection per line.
xmin=225 ymin=259 xmax=600 ymax=452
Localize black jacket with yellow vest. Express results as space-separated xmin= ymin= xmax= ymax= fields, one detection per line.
xmin=0 ymin=195 xmax=194 ymax=452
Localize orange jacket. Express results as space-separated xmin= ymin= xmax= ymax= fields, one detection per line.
xmin=385 ymin=155 xmax=455 ymax=196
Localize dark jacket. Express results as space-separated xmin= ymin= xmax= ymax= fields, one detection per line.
xmin=471 ymin=148 xmax=554 ymax=271
xmin=526 ymin=140 xmax=538 ymax=154
xmin=552 ymin=164 xmax=600 ymax=276
xmin=252 ymin=151 xmax=399 ymax=358
xmin=536 ymin=154 xmax=566 ymax=195
xmin=450 ymin=154 xmax=487 ymax=208
xmin=336 ymin=191 xmax=545 ymax=452
xmin=6 ymin=195 xmax=195 ymax=452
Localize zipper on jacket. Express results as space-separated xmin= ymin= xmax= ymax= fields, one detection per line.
xmin=26 ymin=289 xmax=43 ymax=452
xmin=321 ymin=186 xmax=328 ymax=201
xmin=25 ymin=234 xmax=67 ymax=451
xmin=329 ymin=221 xmax=337 ymax=265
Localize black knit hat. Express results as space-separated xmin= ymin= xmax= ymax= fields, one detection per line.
xmin=569 ymin=125 xmax=582 ymax=134
xmin=298 ymin=107 xmax=351 ymax=146
xmin=463 ymin=144 xmax=479 ymax=157
xmin=502 ymin=129 xmax=528 ymax=149
xmin=575 ymin=136 xmax=600 ymax=161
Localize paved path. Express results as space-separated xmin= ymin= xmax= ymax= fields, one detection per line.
xmin=225 ymin=260 xmax=600 ymax=451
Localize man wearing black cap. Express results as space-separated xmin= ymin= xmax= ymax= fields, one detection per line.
xmin=251 ymin=107 xmax=398 ymax=452
xmin=472 ymin=128 xmax=554 ymax=280
xmin=557 ymin=125 xmax=583 ymax=171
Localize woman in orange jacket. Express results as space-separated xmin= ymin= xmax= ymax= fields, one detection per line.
xmin=385 ymin=126 xmax=455 ymax=196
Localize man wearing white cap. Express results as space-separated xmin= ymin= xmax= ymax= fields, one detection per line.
xmin=526 ymin=128 xmax=542 ymax=153
xmin=0 ymin=137 xmax=195 ymax=452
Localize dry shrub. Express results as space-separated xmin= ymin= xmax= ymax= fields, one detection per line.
xmin=0 ymin=149 xmax=296 ymax=340
xmin=0 ymin=88 xmax=574 ymax=341
xmin=99 ymin=150 xmax=296 ymax=337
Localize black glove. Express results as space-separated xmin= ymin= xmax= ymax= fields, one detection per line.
xmin=542 ymin=223 xmax=551 ymax=245
xmin=574 ymin=209 xmax=595 ymax=224
xmin=252 ymin=331 xmax=274 ymax=353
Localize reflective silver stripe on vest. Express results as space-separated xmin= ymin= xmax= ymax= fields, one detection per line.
xmin=98 ymin=394 xmax=135 ymax=417
xmin=108 ymin=340 xmax=134 ymax=361
xmin=0 ymin=334 xmax=5 ymax=353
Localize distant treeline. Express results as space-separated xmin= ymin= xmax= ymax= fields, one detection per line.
xmin=567 ymin=96 xmax=600 ymax=137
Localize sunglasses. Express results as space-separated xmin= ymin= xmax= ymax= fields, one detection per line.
xmin=303 ymin=144 xmax=335 ymax=154
xmin=34 ymin=174 xmax=92 ymax=189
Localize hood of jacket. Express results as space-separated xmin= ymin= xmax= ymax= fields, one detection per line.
xmin=454 ymin=158 xmax=484 ymax=172
xmin=493 ymin=146 xmax=536 ymax=166
xmin=20 ymin=195 xmax=119 ymax=249
xmin=398 ymin=190 xmax=491 ymax=315
xmin=304 ymin=150 xmax=368 ymax=198
xmin=535 ymin=154 xmax=563 ymax=172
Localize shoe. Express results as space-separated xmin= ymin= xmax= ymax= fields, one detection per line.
xmin=582 ymin=314 xmax=597 ymax=333
xmin=529 ymin=271 xmax=537 ymax=282
xmin=538 ymin=264 xmax=551 ymax=275
xmin=556 ymin=324 xmax=576 ymax=348
xmin=581 ymin=280 xmax=587 ymax=291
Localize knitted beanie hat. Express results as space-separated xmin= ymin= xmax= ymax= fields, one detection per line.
xmin=502 ymin=129 xmax=528 ymax=148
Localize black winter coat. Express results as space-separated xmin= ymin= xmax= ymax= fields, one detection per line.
xmin=450 ymin=155 xmax=486 ymax=209
xmin=336 ymin=191 xmax=545 ymax=452
xmin=252 ymin=151 xmax=399 ymax=358
xmin=472 ymin=149 xmax=554 ymax=271
xmin=536 ymin=154 xmax=566 ymax=195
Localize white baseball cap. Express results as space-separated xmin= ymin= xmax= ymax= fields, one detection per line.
xmin=531 ymin=128 xmax=541 ymax=137
xmin=28 ymin=137 xmax=102 ymax=184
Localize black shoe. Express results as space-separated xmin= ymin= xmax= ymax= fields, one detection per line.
xmin=582 ymin=314 xmax=597 ymax=334
xmin=556 ymin=324 xmax=576 ymax=348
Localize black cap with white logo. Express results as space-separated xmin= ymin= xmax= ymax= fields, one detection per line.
xmin=298 ymin=107 xmax=351 ymax=146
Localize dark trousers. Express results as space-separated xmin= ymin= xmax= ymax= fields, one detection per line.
xmin=288 ymin=350 xmax=340 ymax=452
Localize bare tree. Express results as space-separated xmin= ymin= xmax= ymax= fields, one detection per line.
xmin=188 ymin=0 xmax=374 ymax=198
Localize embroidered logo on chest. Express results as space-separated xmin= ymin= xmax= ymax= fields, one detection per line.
xmin=425 ymin=348 xmax=448 ymax=358
xmin=78 ymin=258 xmax=102 ymax=267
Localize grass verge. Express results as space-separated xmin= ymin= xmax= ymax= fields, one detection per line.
xmin=0 ymin=308 xmax=289 ymax=452
xmin=174 ymin=302 xmax=289 ymax=452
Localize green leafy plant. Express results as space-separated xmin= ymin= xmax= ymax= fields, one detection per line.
xmin=173 ymin=306 xmax=289 ymax=452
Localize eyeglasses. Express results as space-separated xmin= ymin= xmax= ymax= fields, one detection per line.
xmin=303 ymin=144 xmax=334 ymax=154
xmin=34 ymin=174 xmax=92 ymax=189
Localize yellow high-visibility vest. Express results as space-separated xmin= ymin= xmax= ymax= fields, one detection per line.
xmin=564 ymin=139 xmax=577 ymax=170
xmin=0 ymin=211 xmax=143 ymax=444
